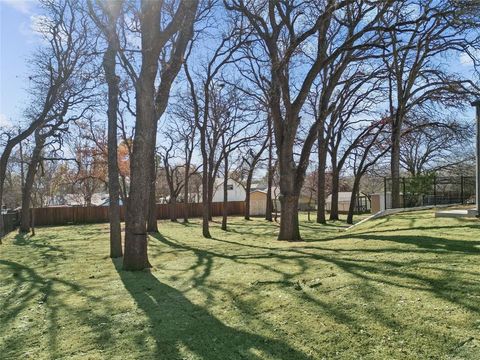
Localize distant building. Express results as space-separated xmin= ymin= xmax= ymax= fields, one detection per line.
xmin=45 ymin=193 xmax=116 ymax=207
xmin=250 ymin=189 xmax=268 ymax=216
xmin=211 ymin=178 xmax=246 ymax=202
xmin=326 ymin=192 xmax=371 ymax=213
xmin=249 ymin=187 xmax=314 ymax=216
xmin=325 ymin=192 xmax=354 ymax=212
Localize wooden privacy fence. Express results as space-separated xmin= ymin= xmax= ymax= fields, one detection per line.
xmin=1 ymin=211 xmax=20 ymax=235
xmin=31 ymin=201 xmax=246 ymax=226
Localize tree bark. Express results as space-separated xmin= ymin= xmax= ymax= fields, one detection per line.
xmin=316 ymin=129 xmax=327 ymax=224
xmin=329 ymin=167 xmax=340 ymax=221
xmin=123 ymin=4 xmax=159 ymax=270
xmin=347 ymin=175 xmax=362 ymax=225
xmin=199 ymin=118 xmax=211 ymax=237
xmin=201 ymin=169 xmax=211 ymax=238
xmin=147 ymin=152 xmax=159 ymax=232
xmin=169 ymin=195 xmax=177 ymax=222
xmin=264 ymin=117 xmax=274 ymax=221
xmin=208 ymin=173 xmax=215 ymax=221
xmin=391 ymin=119 xmax=402 ymax=209
xmin=19 ymin=135 xmax=43 ymax=233
xmin=183 ymin=165 xmax=190 ymax=223
xmin=123 ymin=0 xmax=198 ymax=270
xmin=244 ymin=168 xmax=254 ymax=220
xmin=1 ymin=131 xmax=39 ymax=238
xmin=103 ymin=16 xmax=123 ymax=258
xmin=265 ymin=134 xmax=273 ymax=222
xmin=278 ymin=192 xmax=301 ymax=241
xmin=277 ymin=148 xmax=302 ymax=241
xmin=221 ymin=161 xmax=228 ymax=231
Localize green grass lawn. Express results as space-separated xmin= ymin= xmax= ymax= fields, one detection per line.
xmin=1 ymin=211 xmax=479 ymax=359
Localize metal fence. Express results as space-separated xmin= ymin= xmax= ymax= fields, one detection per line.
xmin=383 ymin=176 xmax=476 ymax=209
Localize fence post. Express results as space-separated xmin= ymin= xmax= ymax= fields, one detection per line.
xmin=460 ymin=176 xmax=464 ymax=205
xmin=383 ymin=177 xmax=387 ymax=210
xmin=433 ymin=176 xmax=437 ymax=206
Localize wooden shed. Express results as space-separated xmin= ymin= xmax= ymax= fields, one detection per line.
xmin=249 ymin=189 xmax=267 ymax=216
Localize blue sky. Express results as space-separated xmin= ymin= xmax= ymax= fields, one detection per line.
xmin=0 ymin=0 xmax=39 ymax=128
xmin=0 ymin=0 xmax=477 ymax=131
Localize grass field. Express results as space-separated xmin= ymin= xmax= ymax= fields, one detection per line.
xmin=1 ymin=211 xmax=479 ymax=359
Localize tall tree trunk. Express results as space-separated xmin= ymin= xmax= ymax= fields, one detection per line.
xmin=124 ymin=7 xmax=159 ymax=270
xmin=329 ymin=166 xmax=340 ymax=221
xmin=1 ymin=142 xmax=18 ymax=239
xmin=265 ymin=119 xmax=273 ymax=221
xmin=19 ymin=161 xmax=39 ymax=233
xmin=104 ymin=24 xmax=122 ymax=258
xmin=278 ymin=191 xmax=301 ymax=241
xmin=120 ymin=175 xmax=128 ymax=203
xmin=170 ymin=195 xmax=177 ymax=222
xmin=147 ymin=153 xmax=159 ymax=232
xmin=20 ymin=136 xmax=43 ymax=233
xmin=316 ymin=129 xmax=327 ymax=224
xmin=199 ymin=121 xmax=211 ymax=237
xmin=221 ymin=158 xmax=228 ymax=231
xmin=277 ymin=153 xmax=301 ymax=241
xmin=19 ymin=136 xmax=25 ymax=191
xmin=245 ymin=169 xmax=254 ymax=220
xmin=183 ymin=166 xmax=190 ymax=223
xmin=123 ymin=0 xmax=199 ymax=269
xmin=391 ymin=120 xmax=402 ymax=209
xmin=31 ymin=199 xmax=35 ymax=236
xmin=347 ymin=174 xmax=362 ymax=225
xmin=208 ymin=174 xmax=215 ymax=221
xmin=201 ymin=170 xmax=210 ymax=237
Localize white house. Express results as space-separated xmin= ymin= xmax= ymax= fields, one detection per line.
xmin=211 ymin=178 xmax=246 ymax=202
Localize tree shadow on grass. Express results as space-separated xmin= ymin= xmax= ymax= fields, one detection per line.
xmin=154 ymin=226 xmax=480 ymax=316
xmin=0 ymin=259 xmax=118 ymax=359
xmin=113 ymin=258 xmax=311 ymax=360
xmin=12 ymin=233 xmax=68 ymax=262
xmin=329 ymin=233 xmax=480 ymax=254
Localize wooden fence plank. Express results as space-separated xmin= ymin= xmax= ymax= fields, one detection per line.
xmin=31 ymin=201 xmax=246 ymax=226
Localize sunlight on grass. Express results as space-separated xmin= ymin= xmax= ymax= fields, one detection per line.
xmin=1 ymin=211 xmax=479 ymax=359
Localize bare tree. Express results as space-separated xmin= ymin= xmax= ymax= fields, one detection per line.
xmin=327 ymin=68 xmax=385 ymax=220
xmin=20 ymin=105 xmax=93 ymax=233
xmin=160 ymin=140 xmax=185 ymax=222
xmin=241 ymin=130 xmax=268 ymax=220
xmin=168 ymin=91 xmax=200 ymax=223
xmin=226 ymin=0 xmax=395 ymax=240
xmin=346 ymin=119 xmax=391 ymax=224
xmin=88 ymin=0 xmax=124 ymax=258
xmin=0 ymin=0 xmax=92 ymax=239
xmin=120 ymin=0 xmax=200 ymax=270
xmin=381 ymin=0 xmax=480 ymax=208
xmin=184 ymin=25 xmax=248 ymax=237
xmin=400 ymin=117 xmax=473 ymax=176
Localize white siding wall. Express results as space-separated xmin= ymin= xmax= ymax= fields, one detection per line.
xmin=211 ymin=180 xmax=246 ymax=202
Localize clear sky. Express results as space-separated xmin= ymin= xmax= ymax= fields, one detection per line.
xmin=0 ymin=0 xmax=41 ymax=129
xmin=0 ymin=0 xmax=478 ymax=131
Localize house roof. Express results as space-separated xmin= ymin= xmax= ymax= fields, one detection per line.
xmin=250 ymin=189 xmax=267 ymax=194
